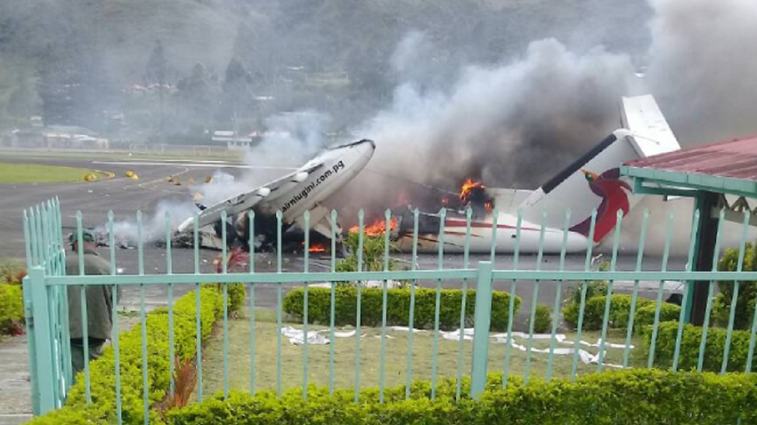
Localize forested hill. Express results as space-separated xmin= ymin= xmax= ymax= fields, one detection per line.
xmin=0 ymin=0 xmax=651 ymax=140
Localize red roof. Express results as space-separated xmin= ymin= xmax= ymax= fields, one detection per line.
xmin=625 ymin=136 xmax=757 ymax=181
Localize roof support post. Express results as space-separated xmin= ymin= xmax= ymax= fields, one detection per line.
xmin=686 ymin=191 xmax=719 ymax=325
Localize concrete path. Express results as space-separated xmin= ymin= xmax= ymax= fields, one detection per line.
xmin=0 ymin=335 xmax=32 ymax=425
xmin=0 ymin=315 xmax=140 ymax=424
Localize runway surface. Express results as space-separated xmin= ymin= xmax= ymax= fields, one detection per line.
xmin=0 ymin=153 xmax=690 ymax=330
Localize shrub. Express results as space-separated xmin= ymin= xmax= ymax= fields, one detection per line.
xmin=563 ymin=293 xmax=681 ymax=333
xmin=27 ymin=285 xmax=225 ymax=425
xmin=712 ymin=289 xmax=757 ymax=330
xmin=714 ymin=242 xmax=757 ymax=329
xmin=0 ymin=283 xmax=24 ymax=335
xmin=216 ymin=282 xmax=245 ymax=313
xmin=634 ymin=302 xmax=681 ymax=330
xmin=227 ymin=283 xmax=246 ymax=312
xmin=164 ymin=370 xmax=757 ymax=425
xmin=532 ymin=305 xmax=552 ymax=333
xmin=0 ymin=259 xmax=26 ymax=284
xmin=337 ymin=232 xmax=397 ymax=274
xmin=283 ymin=286 xmax=521 ymax=331
xmin=564 ymin=294 xmax=647 ymax=330
xmin=204 ymin=283 xmax=245 ymax=313
xmin=645 ymin=321 xmax=757 ymax=372
xmin=567 ymin=279 xmax=608 ymax=306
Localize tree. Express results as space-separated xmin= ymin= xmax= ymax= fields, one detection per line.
xmin=176 ymin=63 xmax=217 ymax=134
xmin=36 ymin=43 xmax=77 ymax=126
xmin=144 ymin=40 xmax=168 ymax=140
xmin=218 ymin=58 xmax=252 ymax=131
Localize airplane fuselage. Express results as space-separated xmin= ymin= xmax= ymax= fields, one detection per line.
xmin=395 ymin=212 xmax=591 ymax=254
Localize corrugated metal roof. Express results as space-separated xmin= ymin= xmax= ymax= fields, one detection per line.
xmin=625 ymin=136 xmax=757 ymax=182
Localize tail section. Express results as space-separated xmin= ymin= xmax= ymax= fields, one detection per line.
xmin=519 ymin=94 xmax=680 ymax=244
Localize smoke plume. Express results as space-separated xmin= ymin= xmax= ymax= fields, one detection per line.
xmin=338 ymin=36 xmax=637 ymax=216
xmin=646 ymin=0 xmax=757 ymax=145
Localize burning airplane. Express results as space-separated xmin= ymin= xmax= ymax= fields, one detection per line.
xmin=175 ymin=139 xmax=375 ymax=250
xmin=393 ymin=94 xmax=682 ymax=254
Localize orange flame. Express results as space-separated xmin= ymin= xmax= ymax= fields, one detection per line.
xmin=349 ymin=217 xmax=398 ymax=236
xmin=460 ymin=178 xmax=485 ymax=202
xmin=309 ymin=244 xmax=327 ymax=253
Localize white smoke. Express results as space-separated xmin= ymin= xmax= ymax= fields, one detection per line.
xmin=619 ymin=0 xmax=757 ymax=255
xmin=99 ymin=109 xmax=332 ymax=244
xmin=95 ymin=199 xmax=197 ymax=245
xmin=646 ymin=0 xmax=757 ymax=145
xmin=245 ymin=110 xmax=330 ymax=167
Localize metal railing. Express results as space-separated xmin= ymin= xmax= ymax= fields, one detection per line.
xmin=21 ymin=199 xmax=757 ymax=422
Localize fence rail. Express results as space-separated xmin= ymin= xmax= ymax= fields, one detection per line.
xmin=21 ymin=198 xmax=757 ymax=423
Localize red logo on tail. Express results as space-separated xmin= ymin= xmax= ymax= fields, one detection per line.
xmin=570 ymin=168 xmax=631 ymax=243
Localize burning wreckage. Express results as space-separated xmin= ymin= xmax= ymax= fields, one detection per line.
xmin=97 ymin=95 xmax=682 ymax=256
xmin=171 ymin=139 xmax=377 ymax=252
xmin=393 ymin=95 xmax=682 ymax=254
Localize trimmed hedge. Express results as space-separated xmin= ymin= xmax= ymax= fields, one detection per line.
xmin=0 ymin=283 xmax=24 ymax=334
xmin=645 ymin=321 xmax=757 ymax=372
xmin=532 ymin=305 xmax=552 ymax=333
xmin=166 ymin=370 xmax=757 ymax=425
xmin=635 ymin=302 xmax=681 ymax=330
xmin=283 ymin=286 xmax=521 ymax=331
xmin=563 ymin=294 xmax=680 ymax=332
xmin=715 ymin=242 xmax=757 ymax=329
xmin=28 ymin=285 xmax=226 ymax=425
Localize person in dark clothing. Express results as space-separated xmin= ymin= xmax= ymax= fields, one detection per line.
xmin=66 ymin=229 xmax=119 ymax=379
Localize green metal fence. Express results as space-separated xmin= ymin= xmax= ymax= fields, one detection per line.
xmin=22 ymin=198 xmax=757 ymax=422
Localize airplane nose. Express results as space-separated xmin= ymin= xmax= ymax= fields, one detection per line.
xmin=354 ymin=138 xmax=375 ymax=150
xmin=362 ymin=139 xmax=376 ymax=159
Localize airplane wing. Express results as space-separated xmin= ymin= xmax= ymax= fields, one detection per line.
xmin=178 ymin=162 xmax=324 ymax=232
xmin=620 ymin=95 xmax=681 ymax=157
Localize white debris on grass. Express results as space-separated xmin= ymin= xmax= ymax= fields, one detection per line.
xmin=280 ymin=326 xmax=632 ymax=368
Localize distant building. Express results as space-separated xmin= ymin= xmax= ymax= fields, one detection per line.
xmin=211 ymin=129 xmax=295 ymax=151
xmin=212 ymin=130 xmax=254 ymax=150
xmin=4 ymin=125 xmax=109 ymax=149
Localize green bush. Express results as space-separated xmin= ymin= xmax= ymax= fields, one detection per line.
xmin=0 ymin=259 xmax=26 ymax=284
xmin=714 ymin=243 xmax=757 ymax=329
xmin=712 ymin=289 xmax=757 ymax=330
xmin=567 ymin=279 xmax=609 ymax=306
xmin=532 ymin=305 xmax=552 ymax=333
xmin=645 ymin=321 xmax=757 ymax=372
xmin=225 ymin=283 xmax=246 ymax=313
xmin=205 ymin=283 xmax=245 ymax=313
xmin=336 ymin=232 xmax=397 ymax=273
xmin=163 ymin=370 xmax=757 ymax=425
xmin=283 ymin=286 xmax=521 ymax=331
xmin=634 ymin=301 xmax=681 ymax=330
xmin=563 ymin=293 xmax=680 ymax=333
xmin=0 ymin=283 xmax=24 ymax=334
xmin=28 ymin=285 xmax=225 ymax=425
xmin=563 ymin=294 xmax=643 ymax=330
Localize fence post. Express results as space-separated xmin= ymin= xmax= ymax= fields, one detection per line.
xmin=27 ymin=266 xmax=57 ymax=414
xmin=22 ymin=274 xmax=41 ymax=415
xmin=470 ymin=261 xmax=493 ymax=400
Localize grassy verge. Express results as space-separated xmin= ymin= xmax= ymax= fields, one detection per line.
xmin=0 ymin=162 xmax=108 ymax=184
xmin=0 ymin=149 xmax=245 ymax=163
xmin=199 ymin=308 xmax=645 ymax=395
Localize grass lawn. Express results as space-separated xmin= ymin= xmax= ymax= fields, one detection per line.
xmin=199 ymin=308 xmax=646 ymax=396
xmin=0 ymin=149 xmax=245 ymax=163
xmin=0 ymin=162 xmax=107 ymax=184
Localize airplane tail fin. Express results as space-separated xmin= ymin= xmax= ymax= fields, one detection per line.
xmin=518 ymin=94 xmax=680 ymax=244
